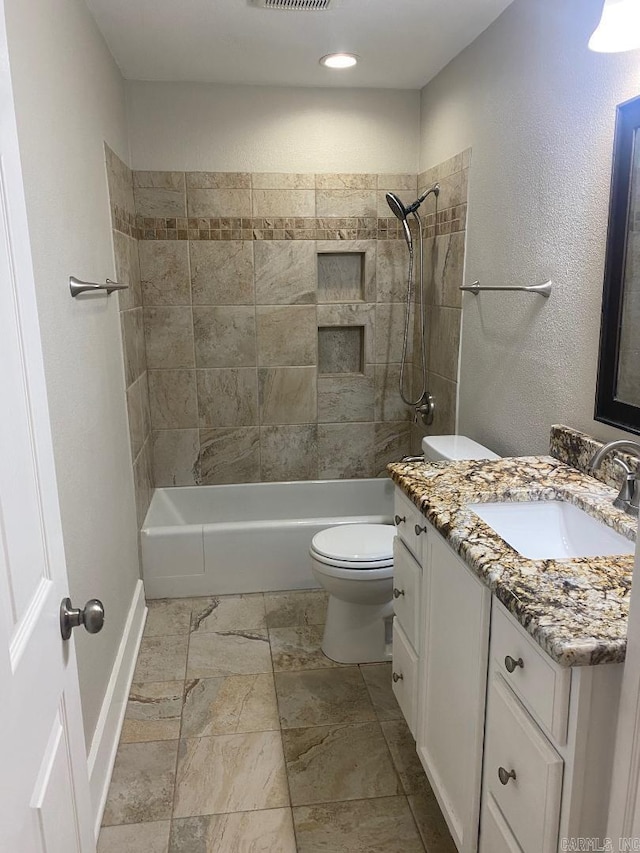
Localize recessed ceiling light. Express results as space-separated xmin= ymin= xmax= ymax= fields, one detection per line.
xmin=319 ymin=53 xmax=358 ymax=69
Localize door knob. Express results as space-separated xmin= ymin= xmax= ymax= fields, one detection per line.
xmin=60 ymin=597 xmax=105 ymax=640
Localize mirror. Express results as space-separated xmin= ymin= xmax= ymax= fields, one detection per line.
xmin=595 ymin=94 xmax=640 ymax=434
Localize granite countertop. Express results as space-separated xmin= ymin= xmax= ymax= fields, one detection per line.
xmin=387 ymin=455 xmax=637 ymax=667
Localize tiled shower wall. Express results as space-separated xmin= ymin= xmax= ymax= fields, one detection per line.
xmin=411 ymin=149 xmax=470 ymax=453
xmin=133 ymin=171 xmax=420 ymax=486
xmin=105 ymin=146 xmax=153 ymax=527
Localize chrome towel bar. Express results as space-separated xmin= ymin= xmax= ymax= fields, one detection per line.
xmin=460 ymin=280 xmax=552 ymax=298
xmin=69 ymin=276 xmax=128 ymax=297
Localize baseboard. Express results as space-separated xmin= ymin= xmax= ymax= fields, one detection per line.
xmin=87 ymin=579 xmax=147 ymax=839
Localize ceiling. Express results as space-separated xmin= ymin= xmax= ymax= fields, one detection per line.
xmin=86 ymin=0 xmax=513 ymax=90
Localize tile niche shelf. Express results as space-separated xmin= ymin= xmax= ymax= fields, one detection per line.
xmin=317 ymin=251 xmax=366 ymax=303
xmin=318 ymin=326 xmax=365 ymax=374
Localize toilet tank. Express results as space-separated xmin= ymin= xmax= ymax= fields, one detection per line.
xmin=422 ymin=435 xmax=500 ymax=462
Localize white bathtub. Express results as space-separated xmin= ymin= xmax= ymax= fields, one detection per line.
xmin=141 ymin=478 xmax=394 ymax=598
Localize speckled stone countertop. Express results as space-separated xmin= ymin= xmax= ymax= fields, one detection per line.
xmin=387 ymin=455 xmax=637 ymax=667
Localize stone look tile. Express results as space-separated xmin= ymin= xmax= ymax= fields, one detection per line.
xmin=190 ymin=241 xmax=254 ymax=306
xmin=253 ymin=173 xmax=315 ymax=189
xmin=293 ymin=797 xmax=425 ymax=853
xmin=169 ymin=809 xmax=297 ymax=853
xmin=376 ymin=240 xmax=410 ymax=303
xmin=114 ymin=230 xmax=141 ymax=312
xmin=436 ymin=168 xmax=468 ymax=212
xmin=283 ymin=722 xmax=402 ymax=805
xmin=264 ymin=590 xmax=328 ymax=628
xmin=191 ymin=594 xmax=266 ymax=633
xmin=318 ymin=326 xmax=363 ymax=374
xmin=134 ymin=187 xmax=186 ymax=217
xmin=375 ymin=364 xmax=411 ymax=422
xmin=148 ymin=370 xmax=197 ymax=429
xmin=152 ymin=430 xmax=199 ymax=487
xmin=102 ymin=741 xmax=178 ymax=826
xmin=173 ymin=731 xmax=289 ymax=817
xmin=316 ymin=173 xmax=377 ymax=190
xmin=145 ymin=598 xmax=194 ymax=637
xmin=316 ymin=303 xmax=375 ymax=364
xmin=181 ymin=674 xmax=279 ymax=737
xmin=121 ymin=309 xmax=146 ymax=386
xmin=254 ymin=241 xmax=317 ymax=305
xmin=256 ymin=305 xmax=317 ymax=367
xmin=316 ymin=240 xmax=376 ymax=304
xmin=375 ymin=421 xmax=411 ymax=473
xmin=252 ymin=189 xmax=315 ymax=218
xmin=133 ymin=440 xmax=154 ymax=528
xmin=269 ymin=625 xmax=340 ymax=671
xmin=193 ymin=306 xmax=256 ymax=368
xmin=318 ymin=423 xmax=375 ymax=479
xmin=317 ymin=370 xmax=375 ymax=423
xmin=99 ymin=821 xmax=171 ymax=853
xmin=408 ymin=789 xmax=457 ymax=853
xmin=144 ymin=307 xmax=195 ymax=368
xmin=133 ymin=635 xmax=189 ymax=683
xmin=186 ymin=630 xmax=272 ymax=678
xmin=433 ymin=231 xmax=464 ymax=309
xmin=428 ymin=306 xmax=461 ymax=383
xmin=381 ymin=719 xmax=430 ymax=796
xmin=105 ymin=144 xmax=134 ymax=217
xmin=197 ymin=427 xmax=260 ymax=485
xmin=375 ymin=303 xmax=410 ymax=364
xmin=196 ymin=368 xmax=258 ymax=428
xmin=134 ymin=171 xmax=185 ymax=190
xmin=187 ymin=188 xmax=252 ymax=217
xmin=140 ymin=241 xmax=190 ymax=306
xmin=377 ymin=173 xmax=417 ymax=191
xmin=259 ymin=424 xmax=318 ymax=481
xmin=360 ymin=663 xmax=402 ymax=721
xmin=258 ymin=367 xmax=317 ymax=425
xmin=186 ymin=172 xmax=251 ymax=189
xmin=275 ymin=667 xmax=377 ymax=729
xmin=316 ymin=189 xmax=376 ymax=218
xmin=426 ymin=371 xmax=457 ymax=435
xmin=126 ymin=376 xmax=145 ymax=458
xmin=121 ymin=682 xmax=183 ymax=744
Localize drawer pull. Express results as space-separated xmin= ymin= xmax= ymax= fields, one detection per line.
xmin=498 ymin=766 xmax=517 ymax=786
xmin=414 ymin=523 xmax=427 ymax=536
xmin=394 ymin=514 xmax=406 ymax=526
xmin=392 ymin=672 xmax=403 ymax=683
xmin=393 ymin=587 xmax=405 ymax=599
xmin=504 ymin=655 xmax=524 ymax=673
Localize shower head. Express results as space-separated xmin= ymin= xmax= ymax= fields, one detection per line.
xmin=385 ymin=191 xmax=413 ymax=249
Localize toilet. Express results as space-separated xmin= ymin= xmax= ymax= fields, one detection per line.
xmin=310 ymin=434 xmax=500 ymax=664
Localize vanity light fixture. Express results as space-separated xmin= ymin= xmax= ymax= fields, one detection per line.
xmin=589 ymin=0 xmax=640 ymax=52
xmin=319 ymin=52 xmax=358 ymax=68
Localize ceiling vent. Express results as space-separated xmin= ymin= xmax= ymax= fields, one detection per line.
xmin=250 ymin=0 xmax=333 ymax=9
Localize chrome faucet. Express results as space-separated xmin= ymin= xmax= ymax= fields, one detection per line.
xmin=589 ymin=439 xmax=640 ymax=517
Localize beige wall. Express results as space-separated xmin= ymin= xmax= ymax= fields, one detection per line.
xmin=5 ymin=0 xmax=140 ymax=747
xmin=126 ymin=82 xmax=420 ymax=174
xmin=419 ymin=0 xmax=640 ymax=456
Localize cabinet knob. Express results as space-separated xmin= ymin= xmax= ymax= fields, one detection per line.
xmin=504 ymin=655 xmax=524 ymax=673
xmin=392 ymin=672 xmax=403 ymax=683
xmin=498 ymin=767 xmax=516 ymax=786
xmin=393 ymin=587 xmax=405 ymax=599
xmin=414 ymin=524 xmax=427 ymax=536
xmin=394 ymin=514 xmax=406 ymax=526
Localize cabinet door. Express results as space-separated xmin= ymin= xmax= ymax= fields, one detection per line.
xmin=392 ymin=537 xmax=422 ymax=651
xmin=417 ymin=531 xmax=491 ymax=853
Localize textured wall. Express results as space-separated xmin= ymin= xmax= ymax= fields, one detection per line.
xmin=133 ymin=170 xmax=419 ymax=483
xmin=5 ymin=0 xmax=140 ymax=747
xmin=126 ymin=82 xmax=420 ymax=174
xmin=419 ymin=0 xmax=640 ymax=457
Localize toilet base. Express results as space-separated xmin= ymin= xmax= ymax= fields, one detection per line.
xmin=321 ymin=596 xmax=394 ymax=664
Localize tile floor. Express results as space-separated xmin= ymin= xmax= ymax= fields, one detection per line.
xmin=98 ymin=590 xmax=457 ymax=853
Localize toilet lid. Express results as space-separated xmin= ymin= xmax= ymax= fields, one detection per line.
xmin=311 ymin=523 xmax=395 ymax=563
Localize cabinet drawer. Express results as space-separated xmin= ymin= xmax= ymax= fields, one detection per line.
xmin=393 ymin=489 xmax=427 ymax=561
xmin=392 ymin=537 xmax=421 ymax=650
xmin=480 ymin=795 xmax=523 ymax=853
xmin=484 ymin=675 xmax=563 ymax=853
xmin=392 ymin=620 xmax=418 ymax=736
xmin=492 ymin=600 xmax=570 ymax=744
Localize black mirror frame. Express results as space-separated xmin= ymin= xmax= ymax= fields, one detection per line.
xmin=595 ymin=93 xmax=640 ymax=435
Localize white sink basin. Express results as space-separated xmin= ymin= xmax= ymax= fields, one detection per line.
xmin=467 ymin=500 xmax=635 ymax=560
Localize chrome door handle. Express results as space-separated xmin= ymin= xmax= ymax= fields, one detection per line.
xmin=393 ymin=588 xmax=405 ymax=599
xmin=504 ymin=655 xmax=524 ymax=673
xmin=498 ymin=767 xmax=516 ymax=786
xmin=392 ymin=672 xmax=403 ymax=683
xmin=414 ymin=524 xmax=427 ymax=536
xmin=60 ymin=597 xmax=105 ymax=640
xmin=394 ymin=514 xmax=406 ymax=526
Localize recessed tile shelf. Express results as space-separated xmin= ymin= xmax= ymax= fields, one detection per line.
xmin=318 ymin=326 xmax=365 ymax=374
xmin=318 ymin=252 xmax=365 ymax=303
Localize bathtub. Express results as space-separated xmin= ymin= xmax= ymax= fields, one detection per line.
xmin=141 ymin=478 xmax=394 ymax=598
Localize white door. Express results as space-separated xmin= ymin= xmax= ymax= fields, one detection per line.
xmin=0 ymin=2 xmax=96 ymax=850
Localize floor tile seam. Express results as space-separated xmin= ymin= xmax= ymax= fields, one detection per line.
xmin=170 ymin=617 xmax=193 ymax=824
xmin=177 ymin=725 xmax=282 ymax=741
xmin=280 ymin=718 xmax=384 ymax=736
xmin=288 ymin=790 xmax=414 ymax=809
xmin=170 ymin=803 xmax=297 ymax=820
xmin=279 ymin=711 xmax=379 ymax=731
xmin=406 ymin=794 xmax=431 ymax=853
xmin=378 ymin=718 xmax=412 ymax=796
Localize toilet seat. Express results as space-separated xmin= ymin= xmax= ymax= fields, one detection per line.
xmin=310 ymin=523 xmax=395 ymax=571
